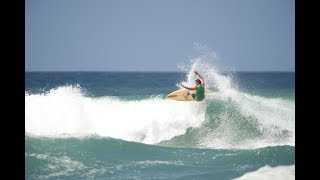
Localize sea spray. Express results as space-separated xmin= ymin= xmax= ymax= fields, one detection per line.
xmin=166 ymin=46 xmax=295 ymax=149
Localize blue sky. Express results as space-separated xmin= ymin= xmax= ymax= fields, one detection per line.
xmin=25 ymin=0 xmax=294 ymax=72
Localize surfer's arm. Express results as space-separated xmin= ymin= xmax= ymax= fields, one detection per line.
xmin=194 ymin=70 xmax=205 ymax=86
xmin=179 ymin=83 xmax=197 ymax=90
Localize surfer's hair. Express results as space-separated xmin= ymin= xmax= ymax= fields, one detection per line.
xmin=195 ymin=79 xmax=201 ymax=84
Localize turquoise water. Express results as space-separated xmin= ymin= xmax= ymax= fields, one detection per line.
xmin=25 ymin=61 xmax=295 ymax=179
xmin=26 ymin=136 xmax=294 ymax=179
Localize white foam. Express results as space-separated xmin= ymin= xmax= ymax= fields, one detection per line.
xmin=234 ymin=165 xmax=295 ymax=180
xmin=25 ymin=86 xmax=206 ymax=144
xmin=27 ymin=153 xmax=88 ymax=179
xmin=134 ymin=160 xmax=184 ymax=166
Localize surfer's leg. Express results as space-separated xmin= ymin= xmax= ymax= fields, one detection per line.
xmin=191 ymin=93 xmax=196 ymax=100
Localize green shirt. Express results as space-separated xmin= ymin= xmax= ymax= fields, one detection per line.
xmin=195 ymin=84 xmax=205 ymax=101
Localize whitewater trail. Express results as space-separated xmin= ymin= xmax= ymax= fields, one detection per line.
xmin=25 ymin=86 xmax=206 ymax=144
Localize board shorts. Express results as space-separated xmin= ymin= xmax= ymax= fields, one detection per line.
xmin=191 ymin=92 xmax=204 ymax=101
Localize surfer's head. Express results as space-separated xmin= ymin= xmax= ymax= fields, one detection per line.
xmin=195 ymin=79 xmax=201 ymax=85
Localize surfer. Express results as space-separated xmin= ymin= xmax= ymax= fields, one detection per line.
xmin=179 ymin=70 xmax=205 ymax=101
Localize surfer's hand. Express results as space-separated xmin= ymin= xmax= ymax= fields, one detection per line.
xmin=194 ymin=70 xmax=198 ymax=74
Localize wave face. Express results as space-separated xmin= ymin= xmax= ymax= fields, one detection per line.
xmin=25 ymin=49 xmax=294 ymax=149
xmin=25 ymin=47 xmax=295 ymax=179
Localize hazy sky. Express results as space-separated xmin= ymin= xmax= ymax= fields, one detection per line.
xmin=25 ymin=0 xmax=294 ymax=72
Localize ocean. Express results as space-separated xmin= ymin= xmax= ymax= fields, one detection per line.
xmin=25 ymin=60 xmax=295 ymax=179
